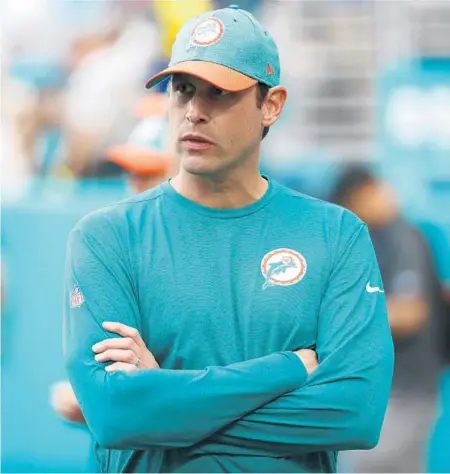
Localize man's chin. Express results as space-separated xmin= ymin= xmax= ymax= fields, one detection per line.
xmin=181 ymin=155 xmax=223 ymax=177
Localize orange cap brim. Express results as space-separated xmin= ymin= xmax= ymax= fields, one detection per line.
xmin=107 ymin=145 xmax=171 ymax=176
xmin=145 ymin=61 xmax=257 ymax=92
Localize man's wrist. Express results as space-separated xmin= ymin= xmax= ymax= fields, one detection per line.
xmin=279 ymin=351 xmax=309 ymax=386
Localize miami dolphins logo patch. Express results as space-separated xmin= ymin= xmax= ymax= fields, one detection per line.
xmin=189 ymin=18 xmax=224 ymax=49
xmin=261 ymin=248 xmax=307 ymax=290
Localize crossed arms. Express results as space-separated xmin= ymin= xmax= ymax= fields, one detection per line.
xmin=64 ymin=213 xmax=394 ymax=456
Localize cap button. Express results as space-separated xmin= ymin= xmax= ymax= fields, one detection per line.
xmin=229 ymin=5 xmax=239 ymax=9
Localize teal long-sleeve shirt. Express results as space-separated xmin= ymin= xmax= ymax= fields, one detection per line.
xmin=64 ymin=178 xmax=394 ymax=473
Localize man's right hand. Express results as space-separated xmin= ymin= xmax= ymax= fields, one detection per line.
xmin=293 ymin=349 xmax=319 ymax=375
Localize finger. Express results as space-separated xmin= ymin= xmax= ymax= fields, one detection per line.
xmin=105 ymin=362 xmax=137 ymax=373
xmin=102 ymin=322 xmax=144 ymax=346
xmin=95 ymin=349 xmax=139 ymax=365
xmin=92 ymin=337 xmax=140 ymax=354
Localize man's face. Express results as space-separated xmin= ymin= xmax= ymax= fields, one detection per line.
xmin=168 ymin=74 xmax=285 ymax=178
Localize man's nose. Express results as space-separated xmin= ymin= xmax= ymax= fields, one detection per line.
xmin=185 ymin=95 xmax=209 ymax=124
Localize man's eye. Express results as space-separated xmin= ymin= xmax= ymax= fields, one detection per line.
xmin=175 ymin=83 xmax=194 ymax=95
xmin=211 ymin=87 xmax=230 ymax=97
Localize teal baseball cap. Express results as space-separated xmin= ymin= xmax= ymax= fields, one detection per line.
xmin=145 ymin=5 xmax=280 ymax=92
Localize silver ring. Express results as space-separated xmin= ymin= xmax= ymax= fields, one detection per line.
xmin=135 ymin=356 xmax=141 ymax=368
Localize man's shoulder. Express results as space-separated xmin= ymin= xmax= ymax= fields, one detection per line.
xmin=72 ymin=185 xmax=165 ymax=237
xmin=275 ymin=181 xmax=365 ymax=234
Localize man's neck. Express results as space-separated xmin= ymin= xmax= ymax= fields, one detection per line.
xmin=170 ymin=169 xmax=269 ymax=209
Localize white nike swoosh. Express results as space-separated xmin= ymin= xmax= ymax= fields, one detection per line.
xmin=366 ymin=282 xmax=385 ymax=293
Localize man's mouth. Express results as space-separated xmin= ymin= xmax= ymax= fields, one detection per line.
xmin=181 ymin=133 xmax=214 ymax=150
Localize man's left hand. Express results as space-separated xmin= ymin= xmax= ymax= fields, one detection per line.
xmin=92 ymin=322 xmax=159 ymax=373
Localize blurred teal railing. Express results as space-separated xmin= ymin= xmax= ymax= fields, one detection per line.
xmin=1 ymin=179 xmax=125 ymax=473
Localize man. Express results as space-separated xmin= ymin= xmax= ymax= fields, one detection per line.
xmin=331 ymin=165 xmax=445 ymax=472
xmin=64 ymin=6 xmax=394 ymax=473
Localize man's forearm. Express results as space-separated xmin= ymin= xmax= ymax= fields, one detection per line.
xmin=67 ymin=350 xmax=307 ymax=450
xmin=194 ymin=330 xmax=394 ymax=456
xmin=199 ymin=372 xmax=390 ymax=456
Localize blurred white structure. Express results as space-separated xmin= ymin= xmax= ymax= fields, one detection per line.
xmin=262 ymin=0 xmax=450 ymax=165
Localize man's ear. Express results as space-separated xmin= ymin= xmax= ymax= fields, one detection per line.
xmin=262 ymin=86 xmax=287 ymax=127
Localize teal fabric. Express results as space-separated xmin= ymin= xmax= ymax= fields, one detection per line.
xmin=1 ymin=180 xmax=125 ymax=473
xmin=146 ymin=5 xmax=280 ymax=89
xmin=64 ymin=178 xmax=393 ymax=473
xmin=426 ymin=368 xmax=450 ymax=473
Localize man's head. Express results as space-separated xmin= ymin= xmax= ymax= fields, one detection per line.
xmin=107 ymin=115 xmax=174 ymax=195
xmin=331 ymin=165 xmax=399 ymax=228
xmin=145 ymin=5 xmax=286 ymax=178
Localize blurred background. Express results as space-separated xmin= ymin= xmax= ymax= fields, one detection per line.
xmin=1 ymin=0 xmax=449 ymax=472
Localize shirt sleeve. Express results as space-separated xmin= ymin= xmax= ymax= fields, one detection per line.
xmin=64 ymin=211 xmax=308 ymax=450
xmin=195 ymin=222 xmax=394 ymax=456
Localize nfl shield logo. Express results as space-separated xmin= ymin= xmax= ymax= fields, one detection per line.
xmin=70 ymin=286 xmax=85 ymax=308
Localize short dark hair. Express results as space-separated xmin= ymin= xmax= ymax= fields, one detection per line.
xmin=330 ymin=166 xmax=377 ymax=205
xmin=256 ymin=83 xmax=270 ymax=140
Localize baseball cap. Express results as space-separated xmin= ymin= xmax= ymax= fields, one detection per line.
xmin=107 ymin=116 xmax=171 ymax=176
xmin=145 ymin=5 xmax=280 ymax=92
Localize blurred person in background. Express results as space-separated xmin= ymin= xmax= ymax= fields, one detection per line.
xmin=3 ymin=65 xmax=67 ymax=183
xmin=1 ymin=74 xmax=38 ymax=200
xmin=1 ymin=54 xmax=64 ymax=198
xmin=2 ymin=0 xmax=77 ymax=184
xmin=51 ymin=380 xmax=86 ymax=425
xmin=331 ymin=165 xmax=445 ymax=473
xmin=106 ymin=94 xmax=174 ymax=194
xmin=427 ymin=286 xmax=450 ymax=473
xmin=59 ymin=12 xmax=159 ymax=178
xmin=63 ymin=5 xmax=393 ymax=473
